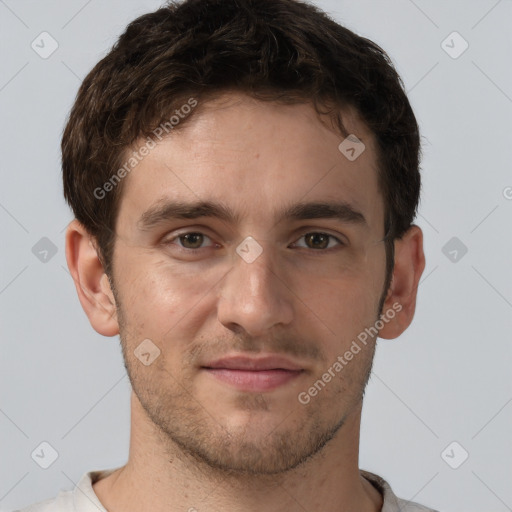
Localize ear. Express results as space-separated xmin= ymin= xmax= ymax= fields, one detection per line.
xmin=378 ymin=225 xmax=425 ymax=340
xmin=65 ymin=219 xmax=120 ymax=337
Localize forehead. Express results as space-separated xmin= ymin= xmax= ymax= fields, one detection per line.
xmin=117 ymin=93 xmax=384 ymax=234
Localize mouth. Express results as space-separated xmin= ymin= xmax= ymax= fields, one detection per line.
xmin=201 ymin=355 xmax=306 ymax=392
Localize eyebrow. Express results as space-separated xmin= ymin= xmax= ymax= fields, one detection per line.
xmin=137 ymin=199 xmax=367 ymax=231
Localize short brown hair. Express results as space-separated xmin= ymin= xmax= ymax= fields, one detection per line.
xmin=62 ymin=0 xmax=421 ymax=304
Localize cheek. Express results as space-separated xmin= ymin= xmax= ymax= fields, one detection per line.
xmin=293 ymin=260 xmax=384 ymax=368
xmin=300 ymin=251 xmax=384 ymax=321
xmin=305 ymin=278 xmax=376 ymax=336
xmin=115 ymin=249 xmax=226 ymax=338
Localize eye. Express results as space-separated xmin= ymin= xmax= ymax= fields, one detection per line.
xmin=292 ymin=232 xmax=344 ymax=250
xmin=165 ymin=232 xmax=215 ymax=250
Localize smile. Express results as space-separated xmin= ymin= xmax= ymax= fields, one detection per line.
xmin=202 ymin=368 xmax=304 ymax=392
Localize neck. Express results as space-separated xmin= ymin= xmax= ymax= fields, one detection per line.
xmin=93 ymin=391 xmax=382 ymax=512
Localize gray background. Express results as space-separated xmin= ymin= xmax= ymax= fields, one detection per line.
xmin=1 ymin=0 xmax=511 ymax=510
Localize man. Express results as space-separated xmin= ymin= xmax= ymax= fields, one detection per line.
xmin=19 ymin=0 xmax=435 ymax=510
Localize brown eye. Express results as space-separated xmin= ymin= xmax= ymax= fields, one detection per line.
xmin=305 ymin=233 xmax=329 ymax=249
xmin=178 ymin=233 xmax=206 ymax=249
xmin=293 ymin=232 xmax=343 ymax=250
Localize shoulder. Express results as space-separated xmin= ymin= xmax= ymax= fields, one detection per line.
xmin=394 ymin=498 xmax=440 ymax=512
xmin=13 ymin=467 xmax=119 ymax=512
xmin=12 ymin=491 xmax=73 ymax=512
xmin=360 ymin=470 xmax=440 ymax=512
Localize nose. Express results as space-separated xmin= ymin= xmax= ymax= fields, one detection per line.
xmin=217 ymin=244 xmax=294 ymax=337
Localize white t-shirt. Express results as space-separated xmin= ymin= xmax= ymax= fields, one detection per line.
xmin=14 ymin=468 xmax=439 ymax=512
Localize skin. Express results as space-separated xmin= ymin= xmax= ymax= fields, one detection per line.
xmin=66 ymin=93 xmax=425 ymax=512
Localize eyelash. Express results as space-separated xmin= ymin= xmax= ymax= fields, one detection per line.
xmin=163 ymin=231 xmax=345 ymax=253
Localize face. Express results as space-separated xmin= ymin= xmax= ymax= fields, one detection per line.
xmin=109 ymin=93 xmax=388 ymax=475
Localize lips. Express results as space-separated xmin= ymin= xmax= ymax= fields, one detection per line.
xmin=202 ymin=355 xmax=304 ymax=371
xmin=201 ymin=355 xmax=305 ymax=392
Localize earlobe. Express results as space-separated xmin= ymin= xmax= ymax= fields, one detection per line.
xmin=65 ymin=220 xmax=120 ymax=337
xmin=378 ymin=225 xmax=425 ymax=340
